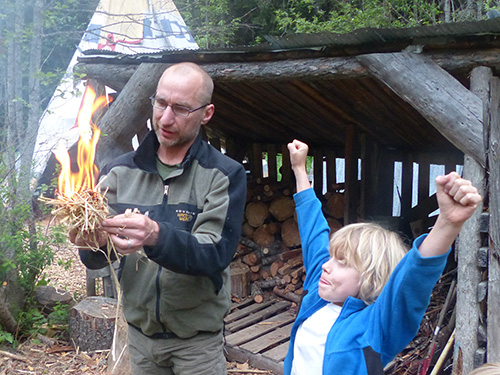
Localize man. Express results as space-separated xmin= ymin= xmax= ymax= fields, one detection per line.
xmin=71 ymin=62 xmax=247 ymax=374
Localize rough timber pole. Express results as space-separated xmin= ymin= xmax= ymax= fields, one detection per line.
xmin=454 ymin=66 xmax=488 ymax=374
xmin=486 ymin=76 xmax=500 ymax=363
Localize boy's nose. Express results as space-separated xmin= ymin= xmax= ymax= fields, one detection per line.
xmin=322 ymin=259 xmax=333 ymax=273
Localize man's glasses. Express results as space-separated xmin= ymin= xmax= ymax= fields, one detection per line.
xmin=149 ymin=95 xmax=208 ymax=117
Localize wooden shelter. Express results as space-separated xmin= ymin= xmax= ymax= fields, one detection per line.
xmin=74 ymin=18 xmax=500 ymax=374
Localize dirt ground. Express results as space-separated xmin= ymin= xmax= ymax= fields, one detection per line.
xmin=0 ymin=242 xmax=273 ymax=375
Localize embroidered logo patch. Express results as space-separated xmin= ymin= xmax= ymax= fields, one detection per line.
xmin=176 ymin=209 xmax=195 ymax=222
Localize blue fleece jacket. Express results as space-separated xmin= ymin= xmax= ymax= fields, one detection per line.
xmin=284 ymin=188 xmax=450 ymax=375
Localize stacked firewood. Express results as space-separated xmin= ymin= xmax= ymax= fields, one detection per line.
xmin=231 ymin=178 xmax=345 ymax=305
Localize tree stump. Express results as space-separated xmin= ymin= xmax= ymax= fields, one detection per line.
xmin=70 ymin=296 xmax=117 ymax=352
xmin=230 ymin=261 xmax=251 ymax=298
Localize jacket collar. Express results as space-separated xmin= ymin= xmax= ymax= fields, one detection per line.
xmin=134 ymin=130 xmax=203 ymax=174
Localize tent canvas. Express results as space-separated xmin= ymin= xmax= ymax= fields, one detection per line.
xmin=33 ymin=0 xmax=197 ymax=176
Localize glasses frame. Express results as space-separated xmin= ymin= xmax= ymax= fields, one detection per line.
xmin=149 ymin=95 xmax=209 ymax=117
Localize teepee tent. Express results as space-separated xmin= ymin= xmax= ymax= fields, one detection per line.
xmin=33 ymin=0 xmax=197 ymax=176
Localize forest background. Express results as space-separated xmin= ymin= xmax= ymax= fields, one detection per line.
xmin=0 ymin=0 xmax=496 ymax=347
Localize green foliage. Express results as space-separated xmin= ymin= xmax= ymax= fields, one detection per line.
xmin=0 ymin=189 xmax=64 ymax=294
xmin=16 ymin=302 xmax=70 ymax=343
xmin=17 ymin=307 xmax=48 ymax=338
xmin=176 ymin=0 xmax=244 ymax=48
xmin=0 ymin=166 xmax=66 ymax=343
xmin=176 ymin=0 xmax=495 ymax=47
xmin=48 ymin=302 xmax=70 ymax=327
xmin=0 ymin=330 xmax=15 ymax=346
xmin=274 ymin=0 xmax=444 ymax=34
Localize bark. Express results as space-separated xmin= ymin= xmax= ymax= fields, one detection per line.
xmin=454 ymin=66 xmax=489 ymax=374
xmin=77 ymin=48 xmax=500 ymax=88
xmin=487 ymin=75 xmax=500 ymax=363
xmin=0 ymin=285 xmax=20 ymax=334
xmin=18 ymin=0 xmax=44 ymax=200
xmin=245 ymin=201 xmax=270 ymax=228
xmin=69 ymin=297 xmax=118 ymax=352
xmin=95 ymin=63 xmax=168 ymax=168
xmin=357 ymin=52 xmax=485 ymax=166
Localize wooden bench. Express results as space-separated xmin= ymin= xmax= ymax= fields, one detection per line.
xmin=86 ymin=262 xmax=119 ymax=298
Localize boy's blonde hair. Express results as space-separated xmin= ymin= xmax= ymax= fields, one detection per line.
xmin=329 ymin=222 xmax=408 ymax=305
xmin=468 ymin=363 xmax=500 ymax=375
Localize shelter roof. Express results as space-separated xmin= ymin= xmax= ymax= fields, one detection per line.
xmin=76 ymin=18 xmax=500 ymax=158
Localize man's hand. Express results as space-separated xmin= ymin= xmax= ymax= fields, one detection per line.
xmin=69 ymin=228 xmax=107 ymax=250
xmin=101 ymin=212 xmax=160 ymax=255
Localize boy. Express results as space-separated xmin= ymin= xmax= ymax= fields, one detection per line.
xmin=285 ymin=139 xmax=482 ymax=375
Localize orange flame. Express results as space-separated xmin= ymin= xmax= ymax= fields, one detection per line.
xmin=54 ymin=86 xmax=112 ymax=197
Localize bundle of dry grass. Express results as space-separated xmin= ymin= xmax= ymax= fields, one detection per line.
xmin=39 ymin=186 xmax=109 ymax=251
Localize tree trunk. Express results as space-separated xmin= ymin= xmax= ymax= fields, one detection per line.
xmin=18 ymin=0 xmax=44 ymax=200
xmin=0 ymin=284 xmax=21 ymax=334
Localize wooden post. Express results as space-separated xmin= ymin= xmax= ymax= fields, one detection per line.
xmin=267 ymin=144 xmax=278 ymax=182
xmin=325 ymin=150 xmax=336 ymax=193
xmin=362 ymin=139 xmax=378 ymax=218
xmin=281 ymin=144 xmax=292 ymax=186
xmin=225 ymin=137 xmax=248 ymax=164
xmin=373 ymin=149 xmax=394 ymax=218
xmin=487 ymin=75 xmax=500 ymax=363
xmin=454 ymin=66 xmax=489 ymax=374
xmin=417 ymin=155 xmax=430 ymax=207
xmin=209 ymin=136 xmax=221 ymax=151
xmin=400 ymin=153 xmax=414 ymax=237
xmin=251 ymin=143 xmax=263 ymax=180
xmin=313 ymin=148 xmax=323 ymax=198
xmin=344 ymin=124 xmax=359 ymax=224
xmin=359 ymin=133 xmax=367 ymax=220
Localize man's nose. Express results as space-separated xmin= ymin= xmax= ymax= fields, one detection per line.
xmin=160 ymin=106 xmax=176 ymax=123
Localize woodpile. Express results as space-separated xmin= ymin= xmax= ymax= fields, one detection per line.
xmin=231 ymin=178 xmax=345 ymax=305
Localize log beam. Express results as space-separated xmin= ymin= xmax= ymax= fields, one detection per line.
xmin=357 ymin=52 xmax=485 ymax=166
xmin=76 ymin=48 xmax=500 ymax=87
xmin=95 ymin=63 xmax=169 ymax=167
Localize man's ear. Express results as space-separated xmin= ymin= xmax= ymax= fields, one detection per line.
xmin=201 ymin=104 xmax=215 ymax=125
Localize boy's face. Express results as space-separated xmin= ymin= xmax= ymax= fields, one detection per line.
xmin=318 ymin=257 xmax=361 ymax=306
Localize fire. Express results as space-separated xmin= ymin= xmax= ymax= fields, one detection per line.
xmin=54 ymin=87 xmax=112 ymax=197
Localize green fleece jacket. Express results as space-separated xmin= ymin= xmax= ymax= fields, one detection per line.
xmin=80 ymin=131 xmax=247 ymax=338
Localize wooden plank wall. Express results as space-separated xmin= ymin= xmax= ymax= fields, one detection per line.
xmin=242 ymin=141 xmax=462 ymax=233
